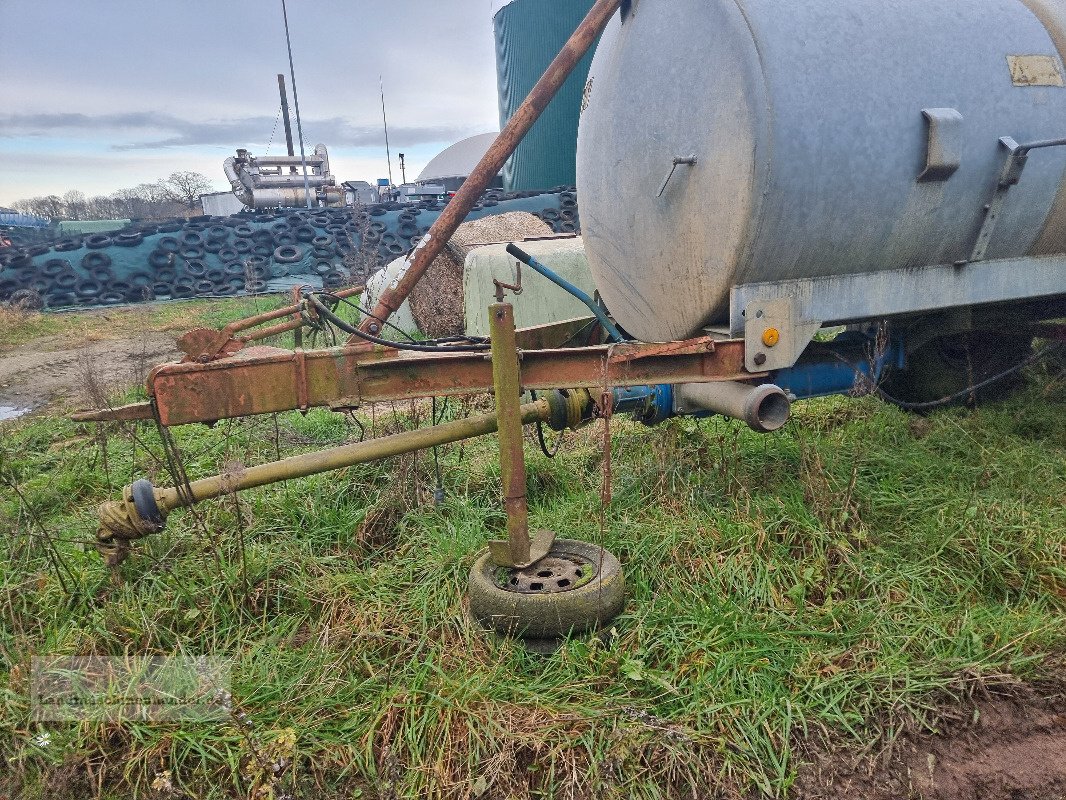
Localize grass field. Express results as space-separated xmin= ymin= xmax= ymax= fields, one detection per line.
xmin=0 ymin=295 xmax=291 ymax=350
xmin=1 ymin=302 xmax=1064 ymax=799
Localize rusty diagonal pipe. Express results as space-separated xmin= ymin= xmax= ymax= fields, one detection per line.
xmin=357 ymin=0 xmax=622 ymax=335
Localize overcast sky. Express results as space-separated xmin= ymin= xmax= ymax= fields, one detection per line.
xmin=0 ymin=0 xmax=503 ymax=205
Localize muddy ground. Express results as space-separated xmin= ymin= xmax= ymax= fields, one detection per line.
xmin=0 ymin=331 xmax=178 ymax=414
xmin=794 ymin=681 xmax=1066 ymax=800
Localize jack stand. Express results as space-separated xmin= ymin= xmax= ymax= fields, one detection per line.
xmin=486 ymin=300 xmax=555 ymax=568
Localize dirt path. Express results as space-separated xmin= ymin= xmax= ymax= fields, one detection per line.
xmin=794 ymin=683 xmax=1066 ymax=800
xmin=0 ymin=332 xmax=179 ymax=413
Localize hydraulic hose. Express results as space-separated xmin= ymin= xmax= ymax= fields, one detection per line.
xmin=505 ymin=244 xmax=626 ymax=342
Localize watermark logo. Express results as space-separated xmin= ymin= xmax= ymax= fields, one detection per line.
xmin=30 ymin=656 xmax=231 ymax=723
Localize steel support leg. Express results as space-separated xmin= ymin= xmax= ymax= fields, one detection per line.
xmin=487 ymin=302 xmax=554 ymax=568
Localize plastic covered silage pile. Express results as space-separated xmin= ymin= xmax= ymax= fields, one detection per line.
xmin=0 ymin=188 xmax=579 ymax=310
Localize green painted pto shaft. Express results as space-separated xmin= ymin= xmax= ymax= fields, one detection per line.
xmin=96 ymin=398 xmax=559 ymax=565
xmin=158 ymin=399 xmax=553 ymax=512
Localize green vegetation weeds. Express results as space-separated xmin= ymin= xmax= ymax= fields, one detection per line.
xmin=0 ymin=342 xmax=1063 ymax=798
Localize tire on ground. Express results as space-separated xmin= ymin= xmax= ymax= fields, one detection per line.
xmin=274 ymin=244 xmax=304 ymax=263
xmin=468 ymin=538 xmax=625 ymax=639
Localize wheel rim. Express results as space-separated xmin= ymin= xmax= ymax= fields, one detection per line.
xmin=492 ymin=553 xmax=597 ymax=594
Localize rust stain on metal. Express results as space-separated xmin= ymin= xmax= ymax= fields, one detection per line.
xmin=71 ymin=402 xmax=155 ymax=423
xmin=489 ymin=303 xmax=531 ymax=566
xmin=612 ymin=337 xmax=717 ymax=360
xmin=177 ymin=285 xmax=363 ymax=362
xmin=295 ymin=351 xmax=309 ymax=411
xmin=147 ymin=337 xmax=754 ymax=426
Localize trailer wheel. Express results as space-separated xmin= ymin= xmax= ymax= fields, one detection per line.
xmin=882 ymin=330 xmax=1033 ymax=408
xmin=468 ymin=538 xmax=625 ymax=639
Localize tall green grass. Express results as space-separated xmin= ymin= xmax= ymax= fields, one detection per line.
xmin=1 ymin=365 xmax=1063 ymax=798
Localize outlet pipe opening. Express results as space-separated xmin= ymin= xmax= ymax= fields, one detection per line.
xmin=676 ymin=382 xmax=791 ymax=433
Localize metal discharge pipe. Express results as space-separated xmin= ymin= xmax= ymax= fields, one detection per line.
xmin=357 ymin=0 xmax=623 ymax=335
xmin=675 ymin=382 xmax=791 ymax=433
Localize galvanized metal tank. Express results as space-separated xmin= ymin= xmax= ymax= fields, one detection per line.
xmin=576 ymin=0 xmax=1066 ymax=342
xmin=494 ymin=0 xmax=597 ymax=191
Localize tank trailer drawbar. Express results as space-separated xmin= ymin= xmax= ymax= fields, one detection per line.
xmin=80 ymin=0 xmax=1065 ymax=641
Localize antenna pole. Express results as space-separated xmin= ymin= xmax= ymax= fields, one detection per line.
xmin=381 ymin=77 xmax=394 ymax=191
xmin=281 ymin=0 xmax=313 ymax=208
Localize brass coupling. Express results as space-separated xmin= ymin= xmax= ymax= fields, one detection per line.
xmin=96 ymin=480 xmax=168 ymax=566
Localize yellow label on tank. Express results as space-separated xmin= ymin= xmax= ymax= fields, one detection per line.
xmin=1007 ymin=55 xmax=1065 ymax=87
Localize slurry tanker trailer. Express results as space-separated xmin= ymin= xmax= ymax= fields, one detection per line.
xmin=81 ymin=0 xmax=1064 ymax=640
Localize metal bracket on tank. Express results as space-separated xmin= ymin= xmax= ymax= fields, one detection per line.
xmin=737 ymin=297 xmax=822 ymax=373
xmin=917 ymin=108 xmax=963 ymax=182
xmin=969 ymin=135 xmax=1066 ymax=262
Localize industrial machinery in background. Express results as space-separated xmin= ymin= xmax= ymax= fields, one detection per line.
xmin=224 ymin=144 xmax=343 ymax=210
xmin=222 ymin=74 xmax=343 ymax=210
xmin=82 ymin=0 xmax=1064 ymax=644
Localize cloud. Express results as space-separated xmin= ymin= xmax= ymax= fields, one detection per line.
xmin=0 ymin=112 xmax=481 ymax=152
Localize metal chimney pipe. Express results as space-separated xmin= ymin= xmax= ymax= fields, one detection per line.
xmin=276 ymin=73 xmax=297 ymax=173
xmin=280 ymin=0 xmax=313 ymax=209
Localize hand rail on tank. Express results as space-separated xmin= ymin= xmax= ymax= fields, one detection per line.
xmin=970 ymin=134 xmax=1066 ymax=262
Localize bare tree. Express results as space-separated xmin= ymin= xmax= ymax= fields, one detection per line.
xmin=135 ymin=181 xmax=183 ymax=219
xmin=10 ymin=197 xmax=39 ymax=216
xmin=136 ymin=180 xmax=172 ymax=206
xmin=10 ymin=171 xmax=214 ymax=223
xmin=109 ymin=188 xmax=143 ymax=219
xmin=86 ymin=195 xmax=118 ymax=220
xmin=165 ymin=171 xmax=213 ymax=210
xmin=62 ymin=190 xmax=87 ymax=220
xmin=38 ymin=195 xmax=65 ymax=220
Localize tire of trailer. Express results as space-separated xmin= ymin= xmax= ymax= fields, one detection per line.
xmin=882 ymin=330 xmax=1034 ymax=408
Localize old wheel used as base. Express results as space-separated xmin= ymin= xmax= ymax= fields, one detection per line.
xmin=468 ymin=538 xmax=625 ymax=639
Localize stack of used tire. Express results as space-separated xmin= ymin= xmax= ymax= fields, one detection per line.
xmin=346 ymin=186 xmax=577 ymax=267
xmin=0 ymin=188 xmax=579 ymax=310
